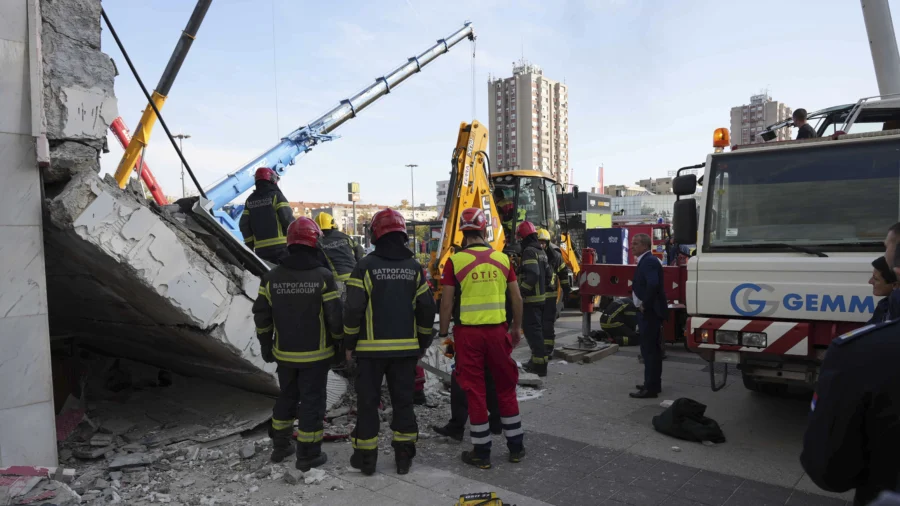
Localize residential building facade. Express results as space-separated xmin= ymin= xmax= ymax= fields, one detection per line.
xmin=488 ymin=60 xmax=570 ymax=189
xmin=730 ymin=94 xmax=792 ymax=145
xmin=635 ymin=177 xmax=673 ymax=194
xmin=436 ymin=180 xmax=449 ymax=210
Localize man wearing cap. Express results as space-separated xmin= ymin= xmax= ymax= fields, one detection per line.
xmin=240 ymin=167 xmax=296 ymax=265
xmin=343 ymin=208 xmax=436 ymax=476
xmin=438 ymin=207 xmax=525 ymax=469
xmin=252 ymin=217 xmax=343 ymax=470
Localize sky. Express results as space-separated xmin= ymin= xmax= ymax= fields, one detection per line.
xmin=99 ymin=0 xmax=896 ymax=207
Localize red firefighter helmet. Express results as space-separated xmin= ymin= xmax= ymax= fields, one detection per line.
xmin=459 ymin=207 xmax=487 ymax=231
xmin=286 ymin=217 xmax=322 ymax=247
xmin=516 ymin=220 xmax=537 ymax=239
xmin=254 ymin=167 xmax=279 ymax=183
xmin=371 ymin=208 xmax=407 ymax=241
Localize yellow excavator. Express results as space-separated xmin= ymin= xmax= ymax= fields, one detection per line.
xmin=430 ymin=120 xmax=577 ymax=305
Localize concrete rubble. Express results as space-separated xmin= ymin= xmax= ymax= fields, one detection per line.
xmin=27 ymin=1 xmax=548 ymax=502
xmin=40 ymin=0 xmax=286 ymax=395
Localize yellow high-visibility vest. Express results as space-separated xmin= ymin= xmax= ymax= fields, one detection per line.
xmin=451 ymin=246 xmax=510 ymax=325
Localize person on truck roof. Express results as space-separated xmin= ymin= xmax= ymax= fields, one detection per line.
xmin=793 ymin=109 xmax=817 ymax=140
xmin=869 ymin=256 xmax=899 ymax=324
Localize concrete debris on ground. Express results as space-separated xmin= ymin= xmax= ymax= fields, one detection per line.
xmin=45 ymin=337 xmax=544 ymax=504
xmin=0 ymin=466 xmax=81 ymax=505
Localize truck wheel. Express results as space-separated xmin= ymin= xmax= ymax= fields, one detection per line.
xmin=742 ymin=373 xmax=788 ymax=395
xmin=741 ymin=372 xmax=761 ymax=392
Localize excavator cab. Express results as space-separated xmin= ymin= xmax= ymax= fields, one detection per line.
xmin=429 ymin=121 xmax=565 ymax=300
xmin=490 ymin=171 xmax=560 ymax=257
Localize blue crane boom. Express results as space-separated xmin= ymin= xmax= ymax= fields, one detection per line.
xmin=203 ymin=22 xmax=476 ymax=238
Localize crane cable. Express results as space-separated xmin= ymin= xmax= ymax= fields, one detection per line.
xmin=100 ymin=8 xmax=207 ymax=199
xmin=471 ymin=38 xmax=476 ymax=120
xmin=271 ymin=0 xmax=281 ymax=138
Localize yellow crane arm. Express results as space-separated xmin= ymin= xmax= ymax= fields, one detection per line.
xmin=113 ymin=0 xmax=212 ymax=188
xmin=430 ymin=120 xmax=505 ymax=290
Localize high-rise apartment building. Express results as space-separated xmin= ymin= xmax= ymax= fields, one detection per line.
xmin=730 ymin=94 xmax=792 ymax=145
xmin=488 ymin=60 xmax=570 ymax=189
xmin=435 ymin=180 xmax=449 ymax=210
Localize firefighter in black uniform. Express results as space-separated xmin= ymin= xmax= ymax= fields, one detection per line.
xmin=314 ymin=212 xmax=365 ymax=300
xmin=252 ymin=216 xmax=343 ymax=471
xmin=239 ymin=167 xmax=296 ymax=265
xmin=537 ymin=228 xmax=571 ymax=357
xmin=801 ymin=226 xmax=900 ymax=506
xmin=800 ymin=320 xmax=900 ymax=505
xmin=343 ymin=208 xmax=436 ymax=476
xmin=597 ymin=297 xmax=640 ymax=346
xmin=517 ymin=221 xmax=552 ymax=377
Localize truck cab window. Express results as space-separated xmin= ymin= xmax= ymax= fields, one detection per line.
xmin=705 ymin=140 xmax=900 ymax=250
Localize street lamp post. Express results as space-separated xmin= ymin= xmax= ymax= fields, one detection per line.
xmin=174 ymin=134 xmax=191 ymax=197
xmin=405 ymin=164 xmax=418 ymax=252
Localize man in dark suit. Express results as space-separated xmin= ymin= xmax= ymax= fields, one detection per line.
xmin=629 ymin=233 xmax=668 ymax=399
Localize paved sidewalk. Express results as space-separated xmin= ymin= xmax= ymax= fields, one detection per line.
xmin=416 ymin=431 xmax=849 ymax=506
xmin=296 ymin=313 xmax=854 ymax=505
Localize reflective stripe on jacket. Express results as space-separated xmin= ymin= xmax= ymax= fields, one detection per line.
xmin=238 ymin=183 xmax=295 ymax=252
xmin=251 ymin=262 xmax=343 ymax=366
xmin=518 ymin=240 xmax=551 ymax=305
xmin=450 ymin=245 xmax=510 ymax=326
xmin=318 ymin=230 xmax=363 ymax=280
xmin=343 ymin=254 xmax=436 ymax=357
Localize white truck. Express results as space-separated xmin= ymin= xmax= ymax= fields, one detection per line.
xmin=672 ymin=97 xmax=900 ymax=391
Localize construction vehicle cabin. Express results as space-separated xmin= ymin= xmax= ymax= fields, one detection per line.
xmin=430 ymin=120 xmax=567 ymax=301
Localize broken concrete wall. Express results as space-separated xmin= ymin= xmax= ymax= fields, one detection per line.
xmin=40 ymin=0 xmax=117 ymax=184
xmin=38 ymin=0 xmax=280 ymax=395
xmin=43 ymin=171 xmax=278 ymax=394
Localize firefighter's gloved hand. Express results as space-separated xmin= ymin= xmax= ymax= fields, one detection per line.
xmin=259 ymin=339 xmax=275 ymax=363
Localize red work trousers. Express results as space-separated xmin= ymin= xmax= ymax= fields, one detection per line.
xmin=454 ymin=323 xmax=523 ymax=457
xmin=415 ymin=365 xmax=425 ymax=392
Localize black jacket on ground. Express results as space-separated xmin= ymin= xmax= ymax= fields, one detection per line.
xmin=239 ymin=180 xmax=295 ymax=254
xmin=801 ymin=319 xmax=900 ymax=506
xmin=343 ymin=233 xmax=436 ymax=358
xmin=319 ymin=229 xmax=365 ymax=279
xmin=652 ymin=398 xmax=726 ymax=444
xmin=518 ymin=236 xmax=551 ymax=305
xmin=252 ymin=248 xmax=343 ymax=367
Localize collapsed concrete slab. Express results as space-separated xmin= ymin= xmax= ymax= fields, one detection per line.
xmin=43 ymin=170 xmax=279 ymax=394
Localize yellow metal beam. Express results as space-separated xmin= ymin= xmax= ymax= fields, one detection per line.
xmin=113 ymin=91 xmax=167 ymax=188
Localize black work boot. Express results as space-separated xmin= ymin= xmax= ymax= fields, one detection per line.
xmin=431 ymin=424 xmax=464 ymax=441
xmin=523 ymin=360 xmax=547 ymax=377
xmin=270 ymin=428 xmax=295 ymax=463
xmin=461 ymin=450 xmax=491 ymax=469
xmin=295 ymin=443 xmax=328 ymax=472
xmin=508 ymin=447 xmax=526 ymax=463
xmin=413 ymin=390 xmax=427 ymax=405
xmin=393 ymin=443 xmax=416 ymax=475
xmin=350 ymin=449 xmax=377 ymax=476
